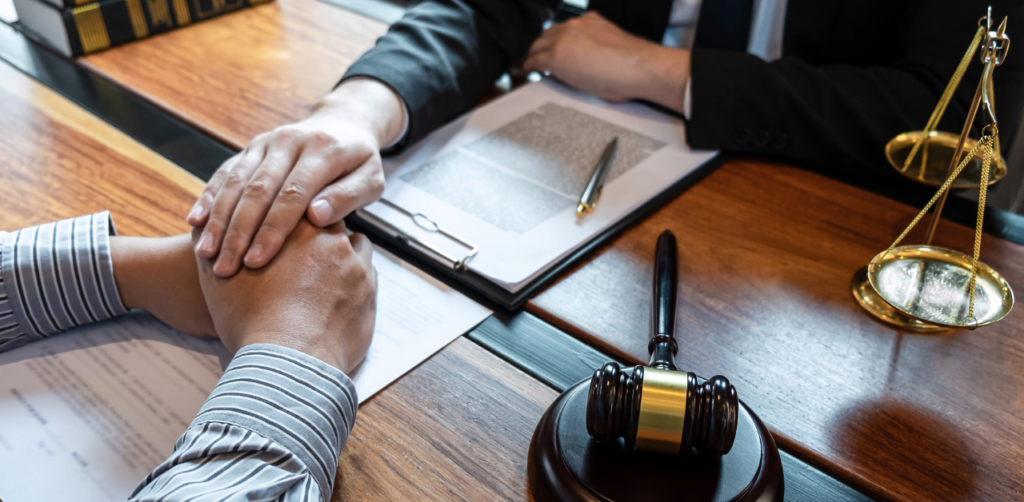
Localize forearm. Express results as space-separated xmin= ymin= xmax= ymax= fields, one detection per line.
xmin=110 ymin=234 xmax=215 ymax=337
xmin=630 ymin=45 xmax=690 ymax=114
xmin=687 ymin=50 xmax=946 ymax=175
xmin=686 ymin=43 xmax=1024 ymax=176
xmin=315 ymin=77 xmax=407 ymax=151
xmin=342 ymin=0 xmax=558 ymax=149
xmin=128 ymin=343 xmax=358 ymax=502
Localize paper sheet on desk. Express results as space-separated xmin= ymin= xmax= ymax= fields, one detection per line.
xmin=364 ymin=79 xmax=718 ymax=292
xmin=0 ymin=249 xmax=490 ymax=502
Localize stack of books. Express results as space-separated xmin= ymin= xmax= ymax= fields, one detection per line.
xmin=14 ymin=0 xmax=272 ymax=56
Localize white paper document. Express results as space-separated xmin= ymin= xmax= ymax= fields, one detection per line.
xmin=362 ymin=79 xmax=718 ymax=292
xmin=0 ymin=249 xmax=490 ymax=502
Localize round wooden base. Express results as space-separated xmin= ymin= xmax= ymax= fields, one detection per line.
xmin=528 ymin=379 xmax=784 ymax=502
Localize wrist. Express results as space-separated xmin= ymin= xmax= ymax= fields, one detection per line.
xmin=635 ymin=46 xmax=691 ymax=113
xmin=111 ymin=235 xmax=194 ymax=312
xmin=314 ymin=77 xmax=406 ymax=150
xmin=110 ymin=236 xmax=145 ymax=311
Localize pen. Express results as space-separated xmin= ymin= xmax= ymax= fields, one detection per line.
xmin=576 ymin=137 xmax=618 ymax=217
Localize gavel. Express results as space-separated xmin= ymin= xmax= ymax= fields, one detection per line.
xmin=586 ymin=231 xmax=739 ymax=456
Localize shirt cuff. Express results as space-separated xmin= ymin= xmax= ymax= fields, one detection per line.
xmin=189 ymin=343 xmax=358 ymax=498
xmin=0 ymin=211 xmax=127 ymax=352
xmin=683 ymin=78 xmax=692 ymax=120
xmin=338 ymin=76 xmax=410 ymax=152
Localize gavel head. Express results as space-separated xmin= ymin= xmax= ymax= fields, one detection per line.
xmin=586 ymin=362 xmax=738 ymax=456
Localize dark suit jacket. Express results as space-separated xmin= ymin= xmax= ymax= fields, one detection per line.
xmin=343 ymin=0 xmax=1024 ymax=179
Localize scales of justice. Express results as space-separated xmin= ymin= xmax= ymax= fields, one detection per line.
xmin=852 ymin=8 xmax=1014 ymax=333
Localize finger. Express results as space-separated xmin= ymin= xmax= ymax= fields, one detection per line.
xmin=305 ymin=156 xmax=385 ymax=227
xmin=241 ymin=146 xmax=364 ymax=269
xmin=525 ymin=26 xmax=561 ymax=60
xmin=212 ymin=138 xmax=303 ymax=277
xmin=195 ymin=140 xmax=268 ymax=260
xmin=191 ymin=227 xmax=213 ymax=274
xmin=523 ymin=50 xmax=555 ymax=75
xmin=187 ymin=154 xmax=239 ymax=227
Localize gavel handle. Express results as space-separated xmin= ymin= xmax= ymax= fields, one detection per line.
xmin=649 ymin=231 xmax=678 ymax=370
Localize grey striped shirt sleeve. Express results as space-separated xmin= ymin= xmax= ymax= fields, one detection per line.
xmin=0 ymin=211 xmax=128 ymax=353
xmin=2 ymin=213 xmax=360 ymax=500
xmin=129 ymin=344 xmax=358 ymax=502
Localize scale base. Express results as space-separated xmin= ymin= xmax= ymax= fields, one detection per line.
xmin=527 ymin=379 xmax=784 ymax=502
xmin=850 ymin=267 xmax=948 ymax=333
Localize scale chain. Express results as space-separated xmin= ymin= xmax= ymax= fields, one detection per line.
xmin=873 ymin=134 xmax=993 ymax=328
xmin=876 ymin=136 xmax=990 ymax=260
xmin=967 ymin=130 xmax=996 ymax=325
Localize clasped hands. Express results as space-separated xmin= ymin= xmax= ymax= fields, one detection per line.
xmin=182 ymin=11 xmax=688 ymax=286
xmin=112 ymin=218 xmax=376 ymax=373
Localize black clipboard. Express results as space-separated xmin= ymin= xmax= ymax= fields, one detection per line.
xmin=346 ymin=154 xmax=727 ymax=313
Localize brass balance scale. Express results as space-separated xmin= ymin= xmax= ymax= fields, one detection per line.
xmin=852 ymin=9 xmax=1014 ymax=332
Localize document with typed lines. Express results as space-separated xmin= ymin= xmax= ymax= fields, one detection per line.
xmin=362 ymin=78 xmax=718 ymax=292
xmin=0 ymin=248 xmax=490 ymax=502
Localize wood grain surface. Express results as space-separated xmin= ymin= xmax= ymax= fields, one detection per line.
xmin=338 ymin=338 xmax=555 ymax=501
xmin=528 ymin=157 xmax=1024 ymax=502
xmin=65 ymin=2 xmax=1024 ymax=498
xmin=80 ymin=0 xmax=388 ymax=150
xmin=0 ymin=61 xmax=202 ymax=235
xmin=0 ymin=59 xmax=557 ymax=500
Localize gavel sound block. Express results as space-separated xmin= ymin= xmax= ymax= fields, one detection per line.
xmin=527 ymin=232 xmax=784 ymax=501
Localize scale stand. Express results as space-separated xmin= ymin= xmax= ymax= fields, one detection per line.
xmin=852 ymin=8 xmax=1014 ymax=332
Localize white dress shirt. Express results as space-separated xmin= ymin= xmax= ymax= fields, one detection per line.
xmin=663 ymin=0 xmax=788 ymax=118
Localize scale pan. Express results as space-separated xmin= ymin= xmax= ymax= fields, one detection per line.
xmin=851 ymin=267 xmax=947 ymax=333
xmin=886 ymin=131 xmax=1006 ymax=188
xmin=867 ymin=245 xmax=1013 ymax=328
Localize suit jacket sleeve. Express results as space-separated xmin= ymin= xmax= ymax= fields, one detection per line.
xmin=342 ymin=0 xmax=560 ymax=152
xmin=687 ymin=0 xmax=1024 ymax=177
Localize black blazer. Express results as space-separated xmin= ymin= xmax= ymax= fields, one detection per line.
xmin=343 ymin=0 xmax=1024 ymax=179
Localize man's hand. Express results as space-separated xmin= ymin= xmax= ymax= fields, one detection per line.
xmin=522 ymin=12 xmax=690 ymax=112
xmin=111 ymin=234 xmax=218 ymax=339
xmin=194 ymin=219 xmax=376 ymax=373
xmin=189 ymin=78 xmax=404 ymax=278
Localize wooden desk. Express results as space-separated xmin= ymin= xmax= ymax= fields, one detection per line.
xmin=81 ymin=0 xmax=387 ymax=149
xmin=57 ymin=1 xmax=1024 ymax=500
xmin=529 ymin=158 xmax=1024 ymax=502
xmin=0 ymin=58 xmax=557 ymax=501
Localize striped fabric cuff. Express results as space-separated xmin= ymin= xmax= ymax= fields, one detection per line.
xmin=191 ymin=343 xmax=358 ymax=499
xmin=0 ymin=211 xmax=127 ymax=352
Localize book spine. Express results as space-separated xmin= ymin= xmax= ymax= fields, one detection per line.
xmin=58 ymin=0 xmax=97 ymax=11
xmin=64 ymin=0 xmax=273 ymax=56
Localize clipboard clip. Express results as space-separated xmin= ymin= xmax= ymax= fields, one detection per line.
xmin=363 ymin=198 xmax=479 ymax=271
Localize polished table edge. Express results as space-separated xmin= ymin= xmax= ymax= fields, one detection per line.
xmin=1 ymin=17 xmax=878 ymax=500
